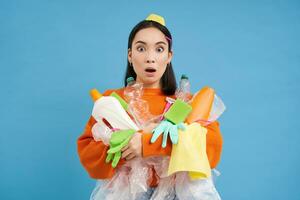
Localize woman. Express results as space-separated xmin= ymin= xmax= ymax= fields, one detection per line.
xmin=77 ymin=14 xmax=223 ymax=199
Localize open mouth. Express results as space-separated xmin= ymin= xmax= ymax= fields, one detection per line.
xmin=145 ymin=67 xmax=156 ymax=73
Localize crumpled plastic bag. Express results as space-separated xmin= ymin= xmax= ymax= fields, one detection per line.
xmin=90 ymin=157 xmax=165 ymax=200
xmin=175 ymin=170 xmax=221 ymax=200
xmin=150 ymin=174 xmax=176 ymax=200
xmin=207 ymin=94 xmax=226 ymax=124
xmin=90 ymin=155 xmax=222 ymax=200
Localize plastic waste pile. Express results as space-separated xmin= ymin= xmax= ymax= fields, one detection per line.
xmin=89 ymin=75 xmax=226 ymax=200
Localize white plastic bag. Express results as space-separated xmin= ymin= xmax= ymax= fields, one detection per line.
xmin=90 ymin=158 xmax=151 ymax=200
xmin=175 ymin=171 xmax=221 ymax=200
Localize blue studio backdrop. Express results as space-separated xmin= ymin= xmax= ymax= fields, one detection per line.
xmin=1 ymin=1 xmax=299 ymax=199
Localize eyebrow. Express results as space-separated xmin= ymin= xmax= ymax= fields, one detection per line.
xmin=134 ymin=40 xmax=167 ymax=45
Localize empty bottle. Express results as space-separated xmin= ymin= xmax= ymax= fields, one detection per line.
xmin=175 ymin=74 xmax=191 ymax=102
xmin=124 ymin=77 xmax=154 ymax=129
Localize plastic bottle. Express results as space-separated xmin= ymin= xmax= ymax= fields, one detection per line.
xmin=124 ymin=77 xmax=143 ymax=102
xmin=124 ymin=77 xmax=154 ymax=129
xmin=175 ymin=74 xmax=191 ymax=102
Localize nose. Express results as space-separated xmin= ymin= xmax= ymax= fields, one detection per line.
xmin=145 ymin=50 xmax=155 ymax=63
xmin=146 ymin=59 xmax=155 ymax=63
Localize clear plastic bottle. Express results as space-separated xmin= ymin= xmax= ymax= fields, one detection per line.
xmin=175 ymin=74 xmax=191 ymax=102
xmin=124 ymin=77 xmax=154 ymax=129
xmin=124 ymin=77 xmax=143 ymax=102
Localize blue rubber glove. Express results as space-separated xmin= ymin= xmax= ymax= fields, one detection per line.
xmin=151 ymin=120 xmax=186 ymax=148
xmin=151 ymin=99 xmax=191 ymax=148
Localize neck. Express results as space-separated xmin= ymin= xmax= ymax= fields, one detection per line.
xmin=136 ymin=78 xmax=161 ymax=89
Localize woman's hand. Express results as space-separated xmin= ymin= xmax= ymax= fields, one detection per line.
xmin=121 ymin=132 xmax=142 ymax=161
xmin=121 ymin=123 xmax=159 ymax=161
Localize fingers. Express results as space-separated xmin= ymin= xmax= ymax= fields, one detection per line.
xmin=112 ymin=151 xmax=121 ymax=168
xmin=151 ymin=126 xmax=163 ymax=143
xmin=162 ymin=125 xmax=170 ymax=148
xmin=178 ymin=123 xmax=186 ymax=131
xmin=121 ymin=147 xmax=137 ymax=161
xmin=169 ymin=125 xmax=178 ymax=144
xmin=121 ymin=144 xmax=129 ymax=152
xmin=120 ymin=137 xmax=132 ymax=149
xmin=107 ymin=145 xmax=122 ymax=154
xmin=125 ymin=153 xmax=136 ymax=161
xmin=122 ymin=146 xmax=137 ymax=160
xmin=121 ymin=148 xmax=132 ymax=159
xmin=105 ymin=153 xmax=113 ymax=163
xmin=107 ymin=136 xmax=131 ymax=154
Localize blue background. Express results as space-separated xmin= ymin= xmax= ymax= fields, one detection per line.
xmin=1 ymin=0 xmax=299 ymax=199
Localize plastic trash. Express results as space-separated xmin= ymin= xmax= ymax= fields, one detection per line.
xmin=124 ymin=77 xmax=156 ymax=129
xmin=175 ymin=171 xmax=221 ymax=200
xmin=90 ymin=89 xmax=139 ymax=131
xmin=175 ymin=74 xmax=191 ymax=102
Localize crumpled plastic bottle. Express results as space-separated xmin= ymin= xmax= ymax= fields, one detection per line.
xmin=175 ymin=74 xmax=191 ymax=102
xmin=124 ymin=77 xmax=155 ymax=129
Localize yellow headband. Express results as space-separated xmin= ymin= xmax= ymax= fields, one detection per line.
xmin=145 ymin=14 xmax=165 ymax=26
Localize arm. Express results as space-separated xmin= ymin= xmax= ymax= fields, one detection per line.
xmin=77 ymin=90 xmax=125 ymax=179
xmin=142 ymin=132 xmax=172 ymax=157
xmin=142 ymin=121 xmax=223 ymax=169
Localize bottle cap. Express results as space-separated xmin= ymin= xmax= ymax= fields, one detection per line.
xmin=90 ymin=89 xmax=103 ymax=102
xmin=181 ymin=74 xmax=189 ymax=80
xmin=126 ymin=77 xmax=135 ymax=85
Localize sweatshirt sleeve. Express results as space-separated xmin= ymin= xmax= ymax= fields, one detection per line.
xmin=77 ymin=89 xmax=125 ymax=179
xmin=142 ymin=132 xmax=172 ymax=157
xmin=205 ymin=121 xmax=223 ymax=168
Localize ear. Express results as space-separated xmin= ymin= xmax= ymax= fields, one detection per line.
xmin=167 ymin=50 xmax=173 ymax=64
xmin=128 ymin=48 xmax=132 ymax=63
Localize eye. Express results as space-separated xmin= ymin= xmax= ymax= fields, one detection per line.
xmin=137 ymin=46 xmax=146 ymax=52
xmin=156 ymin=47 xmax=164 ymax=52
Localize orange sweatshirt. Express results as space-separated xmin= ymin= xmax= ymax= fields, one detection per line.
xmin=77 ymin=88 xmax=223 ymax=187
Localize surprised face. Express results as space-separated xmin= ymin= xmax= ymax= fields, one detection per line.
xmin=128 ymin=27 xmax=173 ymax=88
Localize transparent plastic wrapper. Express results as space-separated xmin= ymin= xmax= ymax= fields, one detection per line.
xmin=90 ymin=157 xmax=172 ymax=200
xmin=128 ymin=159 xmax=149 ymax=198
xmin=148 ymin=156 xmax=170 ymax=178
xmin=208 ymin=94 xmax=226 ymax=123
xmin=150 ymin=174 xmax=176 ymax=200
xmin=175 ymin=171 xmax=221 ymax=200
xmin=135 ymin=157 xmax=221 ymax=200
xmin=91 ymin=120 xmax=112 ymax=145
xmin=90 ymin=167 xmax=131 ymax=200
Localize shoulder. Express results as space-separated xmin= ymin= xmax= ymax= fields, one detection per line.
xmin=103 ymin=87 xmax=125 ymax=97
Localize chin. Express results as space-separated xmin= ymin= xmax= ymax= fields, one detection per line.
xmin=141 ymin=77 xmax=160 ymax=86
